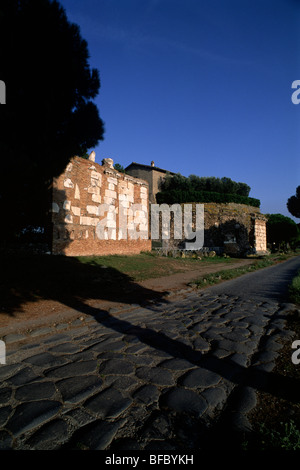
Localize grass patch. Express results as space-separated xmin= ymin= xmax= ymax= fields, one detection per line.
xmin=191 ymin=257 xmax=278 ymax=289
xmin=77 ymin=251 xmax=237 ymax=282
xmin=289 ymin=270 xmax=300 ymax=304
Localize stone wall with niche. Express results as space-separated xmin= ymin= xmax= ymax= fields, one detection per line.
xmin=152 ymin=202 xmax=268 ymax=256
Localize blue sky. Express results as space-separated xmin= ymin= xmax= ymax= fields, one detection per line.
xmin=59 ymin=0 xmax=300 ymax=220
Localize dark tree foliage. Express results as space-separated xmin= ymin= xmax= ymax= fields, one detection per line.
xmin=0 ymin=0 xmax=104 ymax=241
xmin=161 ymin=173 xmax=251 ymax=197
xmin=287 ymin=186 xmax=300 ymax=219
xmin=266 ymin=213 xmax=299 ymax=247
xmin=158 ymin=173 xmax=257 ymax=206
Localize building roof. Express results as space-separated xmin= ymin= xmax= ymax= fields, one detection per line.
xmin=125 ymin=161 xmax=176 ymax=175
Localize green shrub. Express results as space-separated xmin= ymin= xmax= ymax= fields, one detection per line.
xmin=156 ymin=189 xmax=260 ymax=207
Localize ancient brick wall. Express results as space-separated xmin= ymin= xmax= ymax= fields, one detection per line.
xmin=51 ymin=155 xmax=151 ymax=256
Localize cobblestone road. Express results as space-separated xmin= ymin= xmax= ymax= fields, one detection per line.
xmin=1 ymin=257 xmax=300 ymax=450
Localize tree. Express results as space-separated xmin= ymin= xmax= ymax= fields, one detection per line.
xmin=287 ymin=186 xmax=300 ymax=219
xmin=114 ymin=163 xmax=125 ymax=173
xmin=266 ymin=213 xmax=299 ymax=249
xmin=0 ymin=0 xmax=105 ymax=242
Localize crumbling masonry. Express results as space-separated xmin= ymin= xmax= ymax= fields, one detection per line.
xmin=51 ymin=154 xmax=151 ymax=256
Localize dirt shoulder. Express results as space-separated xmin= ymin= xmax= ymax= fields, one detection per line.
xmin=0 ymin=258 xmax=254 ymax=335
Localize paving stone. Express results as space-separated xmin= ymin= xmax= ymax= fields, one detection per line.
xmin=160 ymin=388 xmax=207 ymax=417
xmin=23 ymin=352 xmax=68 ymax=368
xmin=135 ymin=366 xmax=174 ymax=386
xmin=132 ymin=384 xmax=160 ymax=405
xmin=180 ymin=368 xmax=222 ymax=388
xmin=0 ymin=431 xmax=13 ymax=450
xmin=0 ymin=406 xmax=12 ymax=427
xmin=4 ymin=333 xmax=27 ymax=344
xmin=234 ymin=386 xmax=257 ymax=414
xmin=84 ymin=387 xmax=132 ymax=419
xmin=0 ymin=364 xmax=23 ymax=381
xmin=105 ymin=375 xmax=139 ymax=391
xmin=45 ymin=360 xmax=98 ymax=378
xmin=6 ymin=400 xmax=61 ymax=436
xmin=55 ymin=375 xmax=103 ymax=404
xmin=229 ymin=353 xmax=249 ymax=367
xmin=68 ymin=418 xmax=126 ymax=450
xmin=157 ymin=358 xmax=196 ymax=371
xmin=7 ymin=367 xmax=40 ymax=386
xmin=24 ymin=418 xmax=69 ymax=450
xmin=87 ymin=339 xmax=126 ymax=353
xmin=15 ymin=381 xmax=57 ymax=401
xmin=0 ymin=387 xmax=12 ymax=405
xmin=48 ymin=343 xmax=82 ymax=354
xmin=30 ymin=327 xmax=55 ymax=337
xmin=98 ymin=358 xmax=135 ymax=376
xmin=193 ymin=337 xmax=211 ymax=351
xmin=202 ymin=386 xmax=227 ymax=409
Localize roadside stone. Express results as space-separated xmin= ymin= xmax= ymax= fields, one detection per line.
xmin=4 ymin=333 xmax=27 ymax=344
xmin=233 ymin=386 xmax=257 ymax=414
xmin=132 ymin=385 xmax=159 ymax=405
xmin=160 ymin=388 xmax=207 ymax=417
xmin=179 ymin=368 xmax=222 ymax=388
xmin=202 ymin=386 xmax=227 ymax=409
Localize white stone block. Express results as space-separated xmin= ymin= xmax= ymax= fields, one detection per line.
xmin=66 ymin=163 xmax=73 ymax=172
xmin=63 ymin=200 xmax=71 ymax=211
xmin=64 ymin=214 xmax=73 ymax=224
xmin=90 ymin=218 xmax=99 ymax=226
xmin=109 ymin=229 xmax=117 ymax=240
xmin=64 ymin=178 xmax=74 ymax=188
xmin=80 ymin=216 xmax=92 ymax=226
xmin=72 ymin=206 xmax=81 ymax=216
xmin=105 ymin=189 xmax=117 ymax=199
xmin=108 ymin=177 xmax=118 ymax=185
xmin=51 ymin=202 xmax=60 ymax=213
xmin=91 ymin=171 xmax=101 ymax=181
xmin=92 ymin=194 xmax=101 ymax=203
xmin=75 ymin=184 xmax=80 ymax=200
xmin=87 ymin=205 xmax=98 ymax=215
xmin=88 ymin=186 xmax=100 ymax=195
xmin=103 ymin=197 xmax=114 ymax=205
